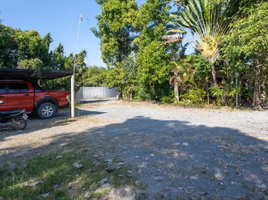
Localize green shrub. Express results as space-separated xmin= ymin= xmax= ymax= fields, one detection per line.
xmin=161 ymin=96 xmax=175 ymax=104
xmin=180 ymin=88 xmax=206 ymax=105
xmin=209 ymin=85 xmax=239 ymax=106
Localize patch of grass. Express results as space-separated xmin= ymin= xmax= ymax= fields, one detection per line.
xmin=0 ymin=150 xmax=137 ymax=200
xmin=91 ymin=187 xmax=111 ymax=198
xmin=52 ymin=189 xmax=68 ymax=198
xmin=123 ymin=99 xmax=255 ymax=111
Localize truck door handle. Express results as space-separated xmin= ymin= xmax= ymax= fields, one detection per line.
xmin=0 ymin=96 xmax=5 ymax=98
xmin=24 ymin=94 xmax=30 ymax=96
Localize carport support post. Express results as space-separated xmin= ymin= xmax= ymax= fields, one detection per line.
xmin=71 ymin=75 xmax=75 ymax=118
xmin=71 ymin=13 xmax=83 ymax=118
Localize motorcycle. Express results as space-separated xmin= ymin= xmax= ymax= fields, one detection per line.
xmin=0 ymin=109 xmax=28 ymax=130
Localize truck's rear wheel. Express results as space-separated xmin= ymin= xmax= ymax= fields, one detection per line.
xmin=37 ymin=102 xmax=56 ymax=119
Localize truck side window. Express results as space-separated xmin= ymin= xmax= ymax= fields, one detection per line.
xmin=0 ymin=84 xmax=5 ymax=93
xmin=8 ymin=83 xmax=29 ymax=93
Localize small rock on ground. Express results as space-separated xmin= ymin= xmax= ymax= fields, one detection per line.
xmin=39 ymin=193 xmax=50 ymax=197
xmin=30 ymin=181 xmax=44 ymax=187
xmin=53 ymin=184 xmax=59 ymax=189
xmin=56 ymin=156 xmax=63 ymax=159
xmin=100 ymin=178 xmax=108 ymax=185
xmin=190 ymin=176 xmax=198 ymax=180
xmin=153 ymin=176 xmax=164 ymax=182
xmin=84 ymin=191 xmax=92 ymax=198
xmin=72 ymin=162 xmax=83 ymax=169
xmin=182 ymin=142 xmax=189 ymax=146
xmin=135 ymin=180 xmax=141 ymax=187
xmin=117 ymin=188 xmax=126 ymax=197
xmin=256 ymin=184 xmax=267 ymax=189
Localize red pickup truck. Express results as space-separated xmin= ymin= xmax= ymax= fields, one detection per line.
xmin=0 ymin=81 xmax=69 ymax=119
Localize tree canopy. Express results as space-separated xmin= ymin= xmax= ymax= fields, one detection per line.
xmin=222 ymin=2 xmax=268 ymax=108
xmin=0 ymin=24 xmax=107 ymax=92
xmin=91 ymin=0 xmax=138 ymax=65
xmin=91 ymin=0 xmax=268 ymax=108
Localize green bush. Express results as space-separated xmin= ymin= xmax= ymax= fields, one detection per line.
xmin=180 ymin=88 xmax=206 ymax=105
xmin=161 ymin=96 xmax=175 ymax=104
xmin=209 ymin=85 xmax=239 ymax=106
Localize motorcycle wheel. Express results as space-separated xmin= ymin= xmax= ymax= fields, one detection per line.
xmin=12 ymin=117 xmax=27 ymax=130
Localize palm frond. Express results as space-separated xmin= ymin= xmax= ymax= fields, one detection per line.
xmin=165 ymin=0 xmax=236 ymax=64
xmin=166 ymin=29 xmax=186 ymax=34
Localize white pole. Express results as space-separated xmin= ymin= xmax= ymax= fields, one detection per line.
xmin=71 ymin=13 xmax=82 ymax=118
xmin=71 ymin=75 xmax=75 ymax=117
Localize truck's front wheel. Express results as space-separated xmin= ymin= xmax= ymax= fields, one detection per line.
xmin=37 ymin=102 xmax=56 ymax=119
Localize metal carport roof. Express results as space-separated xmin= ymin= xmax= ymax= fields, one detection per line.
xmin=0 ymin=68 xmax=73 ymax=80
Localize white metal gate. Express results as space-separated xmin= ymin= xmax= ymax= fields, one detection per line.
xmin=77 ymin=87 xmax=118 ymax=100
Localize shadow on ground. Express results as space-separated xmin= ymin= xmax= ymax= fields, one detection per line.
xmin=80 ymin=99 xmax=111 ymax=104
xmin=28 ymin=109 xmax=106 ymax=120
xmin=0 ymin=109 xmax=106 ymax=141
xmin=1 ymin=116 xmax=268 ymax=199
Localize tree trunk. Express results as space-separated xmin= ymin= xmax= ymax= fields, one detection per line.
xmin=253 ymin=62 xmax=261 ymax=109
xmin=207 ymin=83 xmax=210 ymax=105
xmin=225 ymin=59 xmax=230 ymax=104
xmin=118 ymin=91 xmax=123 ymax=100
xmin=261 ymin=74 xmax=267 ymax=104
xmin=211 ymin=63 xmax=217 ymax=86
xmin=117 ymin=28 xmax=123 ymax=63
xmin=174 ymin=81 xmax=179 ymax=102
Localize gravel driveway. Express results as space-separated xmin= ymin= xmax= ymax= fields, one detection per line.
xmin=1 ymin=101 xmax=268 ymax=199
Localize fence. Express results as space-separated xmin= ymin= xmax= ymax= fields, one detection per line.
xmin=77 ymin=87 xmax=118 ymax=100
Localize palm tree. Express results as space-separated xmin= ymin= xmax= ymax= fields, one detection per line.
xmin=170 ymin=66 xmax=183 ymax=101
xmin=170 ymin=58 xmax=195 ymax=102
xmin=166 ymin=0 xmax=235 ymax=86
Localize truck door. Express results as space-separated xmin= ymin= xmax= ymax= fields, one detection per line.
xmin=0 ymin=83 xmax=8 ymax=111
xmin=5 ymin=82 xmax=34 ymax=112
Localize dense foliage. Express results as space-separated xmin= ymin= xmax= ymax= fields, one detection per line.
xmin=222 ymin=2 xmax=268 ymax=109
xmin=1 ymin=0 xmax=267 ymax=109
xmin=0 ymin=24 xmax=108 ymax=91
xmin=93 ymin=0 xmax=268 ymax=108
xmin=134 ymin=0 xmax=175 ymax=101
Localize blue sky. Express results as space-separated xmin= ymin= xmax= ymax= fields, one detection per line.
xmin=0 ymin=0 xmax=193 ymax=67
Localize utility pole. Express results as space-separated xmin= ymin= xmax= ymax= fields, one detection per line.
xmin=71 ymin=13 xmax=83 ymax=118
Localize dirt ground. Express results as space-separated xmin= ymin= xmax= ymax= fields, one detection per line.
xmin=0 ymin=100 xmax=268 ymax=199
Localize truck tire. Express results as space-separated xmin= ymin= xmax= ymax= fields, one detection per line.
xmin=37 ymin=102 xmax=56 ymax=119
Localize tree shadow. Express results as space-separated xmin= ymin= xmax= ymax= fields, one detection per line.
xmin=0 ymin=116 xmax=267 ymax=199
